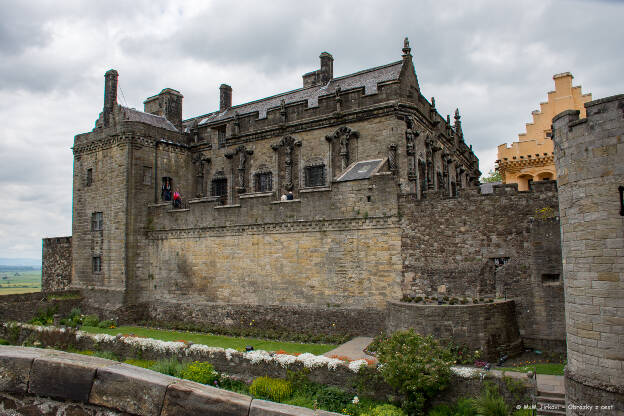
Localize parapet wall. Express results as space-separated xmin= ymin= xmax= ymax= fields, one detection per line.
xmin=386 ymin=300 xmax=521 ymax=360
xmin=42 ymin=236 xmax=72 ymax=293
xmin=0 ymin=345 xmax=341 ymax=416
xmin=0 ymin=292 xmax=81 ymax=322
xmin=399 ymin=181 xmax=565 ymax=351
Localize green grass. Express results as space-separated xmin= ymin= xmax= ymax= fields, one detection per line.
xmin=498 ymin=363 xmax=565 ymax=376
xmin=80 ymin=325 xmax=338 ymax=355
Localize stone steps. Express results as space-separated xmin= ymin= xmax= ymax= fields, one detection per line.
xmin=536 ymin=390 xmax=566 ymax=416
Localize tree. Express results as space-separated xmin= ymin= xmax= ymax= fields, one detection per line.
xmin=481 ymin=169 xmax=501 ymax=183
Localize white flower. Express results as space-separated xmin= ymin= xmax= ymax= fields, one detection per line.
xmin=348 ymin=359 xmax=368 ymax=373
xmin=451 ymin=366 xmax=480 ymax=378
xmin=352 ymin=396 xmax=360 ymax=404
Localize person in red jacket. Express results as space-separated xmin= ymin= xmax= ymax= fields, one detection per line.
xmin=173 ymin=189 xmax=181 ymax=208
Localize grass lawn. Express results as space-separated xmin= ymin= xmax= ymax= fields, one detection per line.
xmin=498 ymin=362 xmax=565 ymax=376
xmin=80 ymin=325 xmax=338 ymax=355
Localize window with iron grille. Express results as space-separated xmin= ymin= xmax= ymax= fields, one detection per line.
xmin=254 ymin=172 xmax=272 ymax=192
xmin=91 ymin=212 xmax=103 ymax=231
xmin=211 ymin=178 xmax=227 ymax=197
xmin=92 ymin=256 xmax=101 ymax=273
xmin=217 ymin=127 xmax=226 ymax=148
xmin=86 ymin=168 xmax=93 ymax=187
xmin=305 ymin=165 xmax=325 ymax=187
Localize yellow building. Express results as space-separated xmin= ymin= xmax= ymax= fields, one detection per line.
xmin=497 ymin=72 xmax=591 ymax=190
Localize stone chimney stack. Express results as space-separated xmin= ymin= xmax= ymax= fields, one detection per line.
xmin=319 ymin=52 xmax=334 ymax=84
xmin=143 ymin=88 xmax=184 ymax=131
xmin=103 ymin=69 xmax=118 ymax=127
xmin=220 ymin=84 xmax=232 ymax=112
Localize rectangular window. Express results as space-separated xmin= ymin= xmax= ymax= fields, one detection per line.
xmin=211 ymin=178 xmax=228 ymax=197
xmin=92 ymin=256 xmax=101 ymax=273
xmin=143 ymin=166 xmax=152 ymax=185
xmin=91 ymin=212 xmax=103 ymax=231
xmin=217 ymin=127 xmax=226 ymax=148
xmin=305 ymin=165 xmax=325 ymax=187
xmin=255 ymin=172 xmax=273 ymax=192
xmin=86 ymin=168 xmax=93 ymax=187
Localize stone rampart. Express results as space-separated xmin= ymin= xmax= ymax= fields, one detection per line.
xmin=386 ymin=300 xmax=522 ymax=360
xmin=42 ymin=236 xmax=72 ymax=293
xmin=0 ymin=345 xmax=342 ymax=416
xmin=399 ymin=181 xmax=565 ymax=351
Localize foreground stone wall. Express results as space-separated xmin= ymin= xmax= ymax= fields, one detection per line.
xmin=386 ymin=300 xmax=522 ymax=360
xmin=42 ymin=236 xmax=72 ymax=293
xmin=0 ymin=345 xmax=341 ymax=416
xmin=399 ymin=182 xmax=565 ymax=351
xmin=553 ymin=95 xmax=624 ymax=414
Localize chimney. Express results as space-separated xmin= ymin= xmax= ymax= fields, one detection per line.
xmin=103 ymin=69 xmax=118 ymax=127
xmin=144 ymin=88 xmax=184 ymax=131
xmin=319 ymin=52 xmax=334 ymax=84
xmin=220 ymin=84 xmax=232 ymax=111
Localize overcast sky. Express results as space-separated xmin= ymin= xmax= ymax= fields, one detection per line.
xmin=1 ymin=0 xmax=623 ymax=261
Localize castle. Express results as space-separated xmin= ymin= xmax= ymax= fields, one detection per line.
xmin=43 ymin=39 xmax=566 ymax=359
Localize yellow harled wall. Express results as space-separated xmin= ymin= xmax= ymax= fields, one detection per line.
xmin=497 ymin=73 xmax=592 ymax=190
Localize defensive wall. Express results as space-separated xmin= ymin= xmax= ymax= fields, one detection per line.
xmin=399 ymin=180 xmax=565 ymax=352
xmin=42 ymin=236 xmax=72 ymax=293
xmin=553 ymin=94 xmax=624 ymax=413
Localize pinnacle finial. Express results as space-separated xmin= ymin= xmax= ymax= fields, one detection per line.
xmin=402 ymin=37 xmax=411 ymax=57
xmin=454 ymin=108 xmax=461 ymax=121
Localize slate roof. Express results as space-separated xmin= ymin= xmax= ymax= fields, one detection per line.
xmin=120 ymin=106 xmax=178 ymax=132
xmin=185 ymin=60 xmax=404 ymax=129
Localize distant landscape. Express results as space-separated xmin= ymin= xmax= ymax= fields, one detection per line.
xmin=0 ymin=259 xmax=41 ymax=294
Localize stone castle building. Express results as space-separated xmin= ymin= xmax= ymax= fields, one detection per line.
xmin=497 ymin=73 xmax=592 ymax=190
xmin=44 ymin=39 xmax=568 ymax=359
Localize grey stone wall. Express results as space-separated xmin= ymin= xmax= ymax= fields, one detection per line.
xmin=42 ymin=236 xmax=72 ymax=293
xmin=399 ymin=182 xmax=565 ymax=351
xmin=386 ymin=300 xmax=522 ymax=360
xmin=552 ymin=94 xmax=624 ymax=414
xmin=0 ymin=292 xmax=81 ymax=322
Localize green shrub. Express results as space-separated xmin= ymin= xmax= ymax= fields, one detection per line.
xmin=82 ymin=315 xmax=100 ymax=327
xmin=68 ymin=308 xmax=82 ymax=320
xmin=428 ymin=404 xmax=454 ymax=416
xmin=315 ymin=385 xmax=352 ymax=411
xmin=150 ymin=358 xmax=185 ymax=377
xmin=249 ymin=376 xmax=293 ymax=403
xmin=474 ymin=383 xmax=509 ymax=416
xmin=0 ymin=338 xmax=9 ymax=345
xmin=512 ymin=410 xmax=534 ymax=416
xmin=454 ymin=398 xmax=477 ymax=416
xmin=98 ymin=319 xmax=116 ymax=328
xmin=181 ymin=361 xmax=218 ymax=384
xmin=218 ymin=377 xmax=249 ymax=395
xmin=362 ymin=404 xmax=407 ymax=416
xmin=374 ymin=329 xmax=455 ymax=414
xmin=29 ymin=306 xmax=57 ymax=326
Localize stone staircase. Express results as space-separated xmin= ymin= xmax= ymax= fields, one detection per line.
xmin=536 ymin=390 xmax=566 ymax=416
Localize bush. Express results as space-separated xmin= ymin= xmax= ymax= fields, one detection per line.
xmin=454 ymin=398 xmax=477 ymax=416
xmin=249 ymin=376 xmax=293 ymax=403
xmin=374 ymin=329 xmax=455 ymax=414
xmin=428 ymin=404 xmax=453 ymax=416
xmin=82 ymin=315 xmax=100 ymax=327
xmin=98 ymin=319 xmax=116 ymax=328
xmin=362 ymin=404 xmax=407 ymax=416
xmin=150 ymin=358 xmax=186 ymax=377
xmin=0 ymin=339 xmax=9 ymax=345
xmin=474 ymin=383 xmax=509 ymax=416
xmin=315 ymin=385 xmax=352 ymax=412
xmin=181 ymin=361 xmax=218 ymax=385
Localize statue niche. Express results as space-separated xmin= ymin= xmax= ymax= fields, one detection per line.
xmin=272 ymin=135 xmax=301 ymax=195
xmin=326 ymin=126 xmax=359 ymax=177
xmin=225 ymin=145 xmax=253 ymax=194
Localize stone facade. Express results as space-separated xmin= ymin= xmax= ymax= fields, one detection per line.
xmin=39 ymin=38 xmax=572 ymax=355
xmin=399 ymin=182 xmax=565 ymax=351
xmin=42 ymin=236 xmax=72 ymax=293
xmin=552 ymin=95 xmax=624 ymax=414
